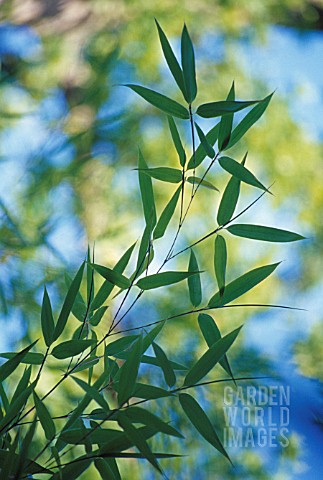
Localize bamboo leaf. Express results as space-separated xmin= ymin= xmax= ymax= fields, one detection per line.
xmin=219 ymin=156 xmax=268 ymax=192
xmin=105 ymin=335 xmax=139 ymax=357
xmin=133 ymin=383 xmax=173 ymax=400
xmin=91 ymin=264 xmax=130 ymax=289
xmin=188 ymin=249 xmax=202 ymax=307
xmin=124 ymin=84 xmax=189 ymax=119
xmin=0 ymin=340 xmax=37 ymax=383
xmin=41 ymin=287 xmax=55 ymax=347
xmin=186 ymin=177 xmax=219 ymax=191
xmin=138 ymin=167 xmax=182 ymax=183
xmin=197 ymin=99 xmax=259 ymax=118
xmin=11 ymin=366 xmax=31 ymax=405
xmin=95 ymin=458 xmax=120 ymax=480
xmin=49 ymin=458 xmax=91 ymax=480
xmin=53 ymin=262 xmax=85 ymax=341
xmin=181 ymin=24 xmax=197 ymax=103
xmin=208 ymin=262 xmax=280 ymax=307
xmin=218 ymin=82 xmax=235 ymax=151
xmin=0 ymin=381 xmax=36 ymax=431
xmin=184 ymin=326 xmax=242 ymax=386
xmin=136 ymin=271 xmax=200 ymax=290
xmin=168 ymin=116 xmax=186 ymax=166
xmin=152 ymin=342 xmax=176 ymax=388
xmin=33 ymin=392 xmax=56 ymax=440
xmin=194 ymin=122 xmax=215 ymax=158
xmin=0 ymin=352 xmax=44 ymax=365
xmin=214 ymin=235 xmax=227 ymax=296
xmin=179 ymin=393 xmax=231 ymax=462
xmin=155 ymin=19 xmax=187 ymax=100
xmin=153 ymin=185 xmax=181 ymax=240
xmin=51 ymin=339 xmax=94 ymax=359
xmin=227 ymin=224 xmax=305 ymax=242
xmin=125 ymin=406 xmax=183 ymax=437
xmin=118 ymin=336 xmax=143 ymax=406
xmin=138 ymin=149 xmax=157 ymax=228
xmin=90 ymin=305 xmax=108 ymax=326
xmin=227 ymin=92 xmax=274 ymax=149
xmin=71 ymin=375 xmax=110 ymax=412
xmin=187 ymin=123 xmax=220 ymax=170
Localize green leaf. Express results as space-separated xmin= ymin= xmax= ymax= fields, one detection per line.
xmin=0 ymin=449 xmax=52 ymax=475
xmin=134 ymin=223 xmax=153 ymax=281
xmin=138 ymin=149 xmax=157 ymax=228
xmin=219 ymin=156 xmax=268 ymax=192
xmin=216 ymin=153 xmax=247 ymax=225
xmin=91 ymin=243 xmax=136 ymax=311
xmin=197 ymin=99 xmax=259 ymax=118
xmin=95 ymin=458 xmax=120 ymax=480
xmin=91 ymin=264 xmax=130 ymax=289
xmin=90 ymin=305 xmax=108 ymax=326
xmin=184 ymin=326 xmax=242 ymax=386
xmin=187 ymin=123 xmax=220 ymax=170
xmin=11 ymin=366 xmax=31 ymax=405
xmin=227 ymin=224 xmax=305 ymax=242
xmin=117 ymin=411 xmax=162 ymax=474
xmin=188 ymin=249 xmax=202 ymax=307
xmin=53 ymin=262 xmax=85 ymax=341
xmin=198 ymin=314 xmax=235 ymax=382
xmin=49 ymin=458 xmax=91 ymax=480
xmin=138 ymin=167 xmax=182 ymax=183
xmin=0 ymin=352 xmax=44 ymax=365
xmin=186 ymin=177 xmax=219 ymax=191
xmin=71 ymin=375 xmax=110 ymax=412
xmin=214 ymin=235 xmax=227 ymax=296
xmin=153 ymin=185 xmax=181 ymax=240
xmin=33 ymin=391 xmax=56 ymax=440
xmin=208 ymin=262 xmax=280 ymax=307
xmin=0 ymin=340 xmax=37 ymax=383
xmin=226 ymin=92 xmax=274 ymax=149
xmin=218 ymin=81 xmax=235 ymax=151
xmin=179 ymin=393 xmax=231 ymax=463
xmin=65 ymin=273 xmax=87 ymax=322
xmin=155 ymin=19 xmax=187 ymax=100
xmin=136 ymin=271 xmax=200 ymax=290
xmin=152 ymin=342 xmax=176 ymax=388
xmin=0 ymin=381 xmax=36 ymax=432
xmin=41 ymin=287 xmax=55 ymax=347
xmin=105 ymin=335 xmax=138 ymax=357
xmin=118 ymin=335 xmax=143 ymax=406
xmin=51 ymin=339 xmax=93 ymax=359
xmin=125 ymin=84 xmax=189 ymax=119
xmin=73 ymin=357 xmax=100 ymax=373
xmin=168 ymin=116 xmax=186 ymax=166
xmin=181 ymin=24 xmax=197 ymax=103
xmin=133 ymin=383 xmax=173 ymax=400
xmin=125 ymin=406 xmax=183 ymax=438
xmin=194 ymin=122 xmax=215 ymax=158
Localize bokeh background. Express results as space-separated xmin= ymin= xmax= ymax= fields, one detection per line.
xmin=0 ymin=0 xmax=322 ymax=478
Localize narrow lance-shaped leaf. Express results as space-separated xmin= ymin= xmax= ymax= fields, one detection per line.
xmin=51 ymin=339 xmax=94 ymax=360
xmin=155 ymin=19 xmax=187 ymax=100
xmin=152 ymin=342 xmax=176 ymax=388
xmin=214 ymin=235 xmax=227 ymax=296
xmin=41 ymin=287 xmax=55 ymax=347
xmin=138 ymin=149 xmax=156 ymax=227
xmin=11 ymin=366 xmax=31 ymax=405
xmin=181 ymin=24 xmax=197 ymax=103
xmin=227 ymin=224 xmax=305 ymax=243
xmin=219 ymin=156 xmax=269 ymax=192
xmin=208 ymin=262 xmax=280 ymax=307
xmin=186 ymin=177 xmax=219 ymax=191
xmin=168 ymin=116 xmax=186 ymax=166
xmin=91 ymin=264 xmax=130 ymax=289
xmin=184 ymin=326 xmax=242 ymax=386
xmin=125 ymin=406 xmax=182 ymax=437
xmin=124 ymin=84 xmax=189 ymax=119
xmin=53 ymin=262 xmax=85 ymax=341
xmin=153 ymin=185 xmax=181 ymax=240
xmin=226 ymin=92 xmax=274 ymax=149
xmin=187 ymin=123 xmax=220 ymax=170
xmin=87 ymin=246 xmax=94 ymax=305
xmin=118 ymin=335 xmax=143 ymax=406
xmin=49 ymin=458 xmax=91 ymax=480
xmin=136 ymin=271 xmax=200 ymax=290
xmin=0 ymin=352 xmax=44 ymax=365
xmin=197 ymin=99 xmax=259 ymax=118
xmin=138 ymin=167 xmax=182 ymax=184
xmin=188 ymin=249 xmax=202 ymax=307
xmin=90 ymin=305 xmax=108 ymax=327
xmin=117 ymin=411 xmax=162 ymax=474
xmin=95 ymin=458 xmax=121 ymax=480
xmin=0 ymin=380 xmax=37 ymax=432
xmin=218 ymin=81 xmax=235 ymax=151
xmin=194 ymin=122 xmax=215 ymax=158
xmin=71 ymin=375 xmax=110 ymax=412
xmin=179 ymin=393 xmax=232 ymax=463
xmin=33 ymin=392 xmax=56 ymax=441
xmin=198 ymin=314 xmax=235 ymax=383
xmin=0 ymin=340 xmax=38 ymax=383
xmin=135 ymin=221 xmax=153 ymax=280
xmin=217 ymin=153 xmax=247 ymax=226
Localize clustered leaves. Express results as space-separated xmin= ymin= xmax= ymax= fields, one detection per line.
xmin=0 ymin=20 xmax=304 ymax=479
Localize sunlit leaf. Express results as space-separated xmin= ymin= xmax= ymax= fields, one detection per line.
xmin=138 ymin=167 xmax=182 ymax=183
xmin=208 ymin=262 xmax=280 ymax=307
xmin=137 ymin=271 xmax=200 ymax=290
xmin=184 ymin=326 xmax=242 ymax=386
xmin=179 ymin=393 xmax=231 ymax=462
xmin=0 ymin=340 xmax=37 ymax=383
xmin=218 ymin=82 xmax=235 ymax=151
xmin=91 ymin=264 xmax=130 ymax=289
xmin=125 ymin=84 xmax=189 ymax=119
xmin=219 ymin=156 xmax=268 ymax=192
xmin=153 ymin=185 xmax=181 ymax=240
xmin=138 ymin=149 xmax=157 ymax=228
xmin=197 ymin=99 xmax=259 ymax=118
xmin=187 ymin=123 xmax=220 ymax=170
xmin=51 ymin=339 xmax=93 ymax=359
xmin=195 ymin=122 xmax=215 ymax=158
xmin=41 ymin=286 xmax=55 ymax=347
xmin=152 ymin=342 xmax=176 ymax=387
xmin=118 ymin=336 xmax=143 ymax=406
xmin=214 ymin=235 xmax=227 ymax=296
xmin=33 ymin=391 xmax=56 ymax=440
xmin=227 ymin=224 xmax=305 ymax=242
xmin=188 ymin=249 xmax=202 ymax=307
xmin=90 ymin=305 xmax=108 ymax=326
xmin=73 ymin=357 xmax=100 ymax=373
xmin=181 ymin=24 xmax=197 ymax=103
xmin=186 ymin=177 xmax=219 ymax=191
xmin=168 ymin=116 xmax=186 ymax=166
